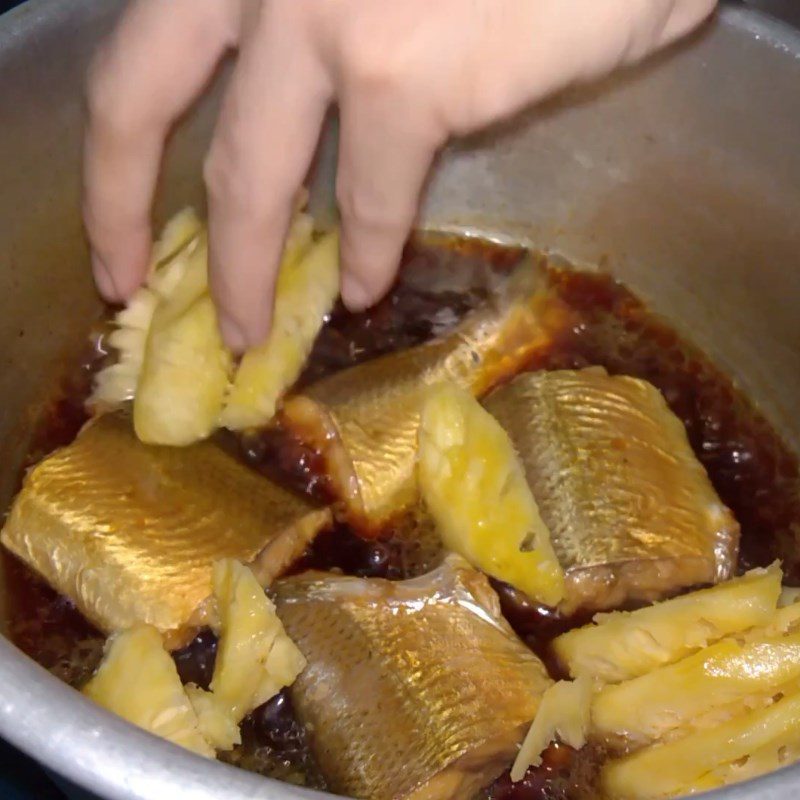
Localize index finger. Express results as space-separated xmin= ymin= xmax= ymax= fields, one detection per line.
xmin=83 ymin=0 xmax=240 ymax=301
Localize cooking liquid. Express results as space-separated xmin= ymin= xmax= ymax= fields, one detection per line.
xmin=3 ymin=234 xmax=799 ymax=799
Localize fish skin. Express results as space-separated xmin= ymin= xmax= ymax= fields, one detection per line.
xmin=0 ymin=412 xmax=330 ymax=648
xmin=273 ymin=555 xmax=552 ymax=800
xmin=281 ymin=255 xmax=574 ymax=530
xmin=483 ymin=369 xmax=740 ymax=613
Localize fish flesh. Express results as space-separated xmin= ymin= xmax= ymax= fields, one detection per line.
xmin=273 ymin=555 xmax=552 ymax=800
xmin=281 ymin=254 xmax=574 ymax=529
xmin=1 ymin=412 xmax=331 ymax=648
xmin=483 ymin=369 xmax=740 ymax=612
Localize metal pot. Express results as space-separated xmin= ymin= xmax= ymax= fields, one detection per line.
xmin=0 ymin=1 xmax=798 ymax=798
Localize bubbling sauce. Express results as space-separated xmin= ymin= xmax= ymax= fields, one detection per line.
xmin=2 ymin=233 xmax=799 ymax=798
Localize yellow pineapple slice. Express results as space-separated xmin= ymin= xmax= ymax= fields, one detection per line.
xmin=511 ymin=676 xmax=593 ymax=781
xmin=220 ymin=226 xmax=339 ymax=430
xmin=83 ymin=625 xmax=213 ymax=757
xmin=185 ymin=685 xmax=241 ymax=751
xmin=682 ymin=739 xmax=800 ymax=793
xmin=134 ymin=290 xmax=232 ymax=445
xmin=553 ymin=564 xmax=782 ymax=683
xmin=758 ymin=591 xmax=800 ymax=637
xmin=209 ymin=559 xmax=306 ymax=722
xmin=90 ymin=208 xmax=203 ymax=408
xmin=92 ymin=204 xmax=334 ymax=445
xmin=601 ymin=688 xmax=800 ymax=799
xmin=418 ymin=382 xmax=565 ymax=607
xmin=592 ymin=630 xmax=800 ymax=747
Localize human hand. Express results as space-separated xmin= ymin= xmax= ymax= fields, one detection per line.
xmin=84 ymin=0 xmax=717 ymax=352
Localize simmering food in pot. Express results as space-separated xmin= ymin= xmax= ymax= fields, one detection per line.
xmin=2 ymin=208 xmax=799 ymax=800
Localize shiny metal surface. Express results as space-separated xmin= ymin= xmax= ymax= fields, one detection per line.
xmin=0 ymin=1 xmax=798 ymax=799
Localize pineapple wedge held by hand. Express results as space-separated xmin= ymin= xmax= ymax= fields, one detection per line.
xmin=220 ymin=227 xmax=340 ymax=430
xmin=418 ymin=382 xmax=565 ymax=607
xmin=83 ymin=625 xmax=214 ymax=758
xmin=90 ymin=209 xmax=204 ymax=408
xmin=91 ymin=206 xmax=340 ymax=446
xmin=134 ymin=233 xmax=231 ymax=446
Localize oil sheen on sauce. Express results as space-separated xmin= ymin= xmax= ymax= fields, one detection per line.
xmin=2 ymin=234 xmax=799 ymax=799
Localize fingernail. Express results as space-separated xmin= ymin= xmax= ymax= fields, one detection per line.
xmin=341 ymin=273 xmax=374 ymax=313
xmin=218 ymin=312 xmax=250 ymax=354
xmin=92 ymin=253 xmax=121 ymax=302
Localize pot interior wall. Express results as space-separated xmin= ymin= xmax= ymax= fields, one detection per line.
xmin=0 ymin=1 xmax=798 ymax=631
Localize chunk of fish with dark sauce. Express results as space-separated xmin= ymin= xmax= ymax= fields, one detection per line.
xmin=273 ymin=555 xmax=552 ymax=800
xmin=483 ymin=369 xmax=739 ymax=612
xmin=281 ymin=255 xmax=575 ymax=531
xmin=1 ymin=412 xmax=331 ymax=648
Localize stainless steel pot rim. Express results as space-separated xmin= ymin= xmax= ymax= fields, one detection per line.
xmin=0 ymin=2 xmax=798 ymax=799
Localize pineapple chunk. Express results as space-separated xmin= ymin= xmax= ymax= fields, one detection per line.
xmin=209 ymin=559 xmax=306 ymax=721
xmin=82 ymin=559 xmax=305 ymax=759
xmin=220 ymin=226 xmax=339 ymax=430
xmin=759 ymin=594 xmax=800 ymax=637
xmin=92 ymin=205 xmax=336 ymax=445
xmin=185 ymin=685 xmax=241 ymax=751
xmin=682 ymin=739 xmax=800 ymax=793
xmin=511 ymin=676 xmax=593 ymax=781
xmin=83 ymin=625 xmax=213 ymax=758
xmin=135 ymin=290 xmax=232 ymax=446
xmin=418 ymin=383 xmax=565 ymax=606
xmin=602 ymin=688 xmax=800 ymax=799
xmin=592 ymin=631 xmax=800 ymax=747
xmin=553 ymin=564 xmax=782 ymax=683
xmin=90 ymin=209 xmax=203 ymax=408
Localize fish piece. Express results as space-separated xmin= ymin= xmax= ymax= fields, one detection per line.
xmin=418 ymin=382 xmax=564 ymax=606
xmin=281 ymin=255 xmax=573 ymax=529
xmin=601 ymin=688 xmax=800 ymax=799
xmin=273 ymin=555 xmax=552 ymax=800
xmin=0 ymin=412 xmax=331 ymax=648
xmin=483 ymin=369 xmax=740 ymax=612
xmin=83 ymin=624 xmax=214 ymax=758
xmin=592 ymin=631 xmax=800 ymax=748
xmin=553 ymin=564 xmax=782 ymax=683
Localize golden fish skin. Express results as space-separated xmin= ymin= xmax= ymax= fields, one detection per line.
xmin=273 ymin=555 xmax=552 ymax=800
xmin=281 ymin=255 xmax=573 ymax=530
xmin=1 ymin=412 xmax=330 ymax=648
xmin=483 ymin=369 xmax=739 ymax=613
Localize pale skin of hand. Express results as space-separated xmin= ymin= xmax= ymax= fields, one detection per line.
xmin=84 ymin=0 xmax=718 ymax=353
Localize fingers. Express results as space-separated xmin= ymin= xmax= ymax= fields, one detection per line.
xmin=84 ymin=0 xmax=240 ymax=302
xmin=659 ymin=0 xmax=718 ymax=47
xmin=205 ymin=3 xmax=331 ymax=352
xmin=335 ymin=91 xmax=443 ymax=312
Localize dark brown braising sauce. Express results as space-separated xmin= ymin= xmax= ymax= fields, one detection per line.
xmin=3 ymin=233 xmax=798 ymax=799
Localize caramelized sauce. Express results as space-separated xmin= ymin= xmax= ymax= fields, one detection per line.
xmin=2 ymin=233 xmax=798 ymax=799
